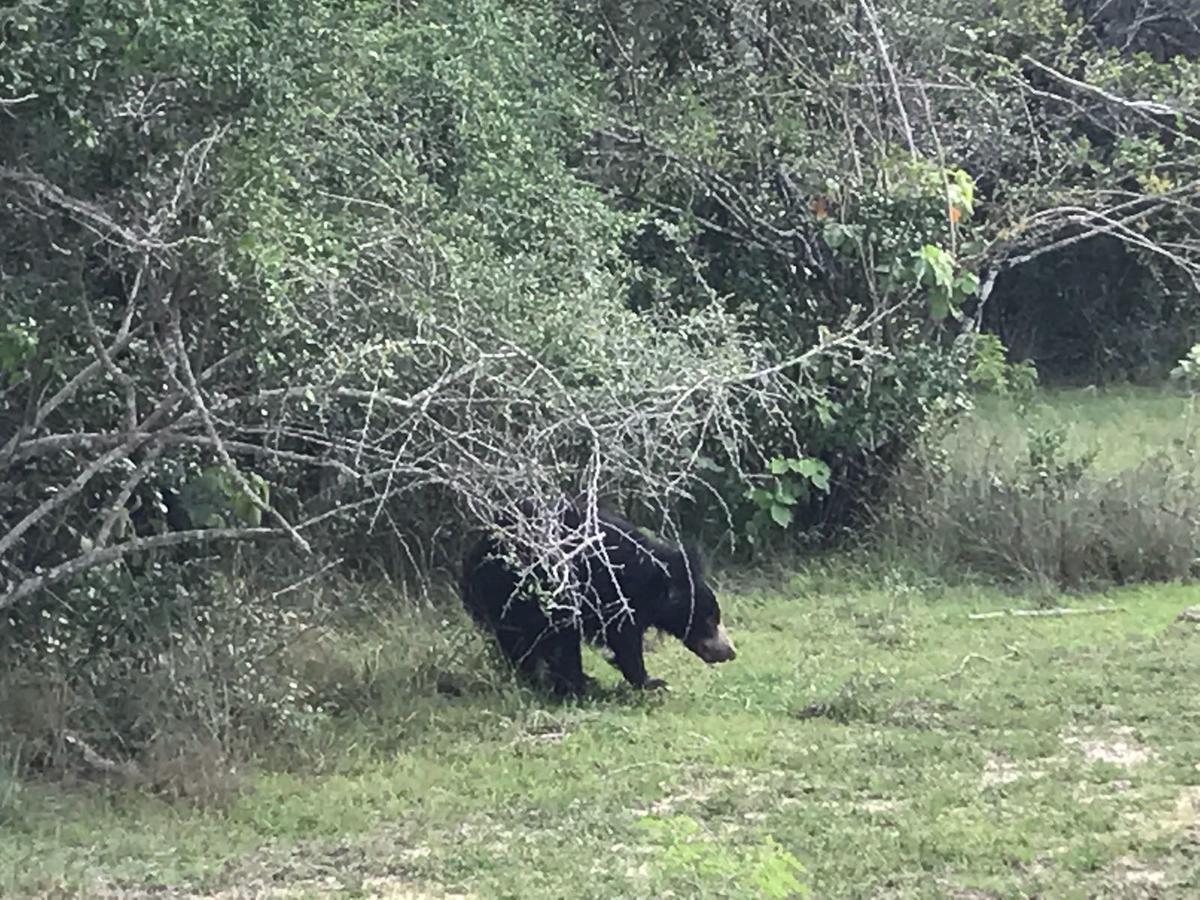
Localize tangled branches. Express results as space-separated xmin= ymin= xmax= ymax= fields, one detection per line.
xmin=0 ymin=134 xmax=879 ymax=617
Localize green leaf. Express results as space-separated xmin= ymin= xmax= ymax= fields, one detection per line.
xmin=954 ymin=271 xmax=980 ymax=296
xmin=231 ymin=491 xmax=263 ymax=527
xmin=918 ymin=245 xmax=955 ymax=288
xmin=769 ymin=503 xmax=793 ymax=528
xmin=794 ymin=458 xmax=832 ymax=491
xmin=747 ymin=487 xmax=774 ymax=508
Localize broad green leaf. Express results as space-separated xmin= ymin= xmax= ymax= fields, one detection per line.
xmin=795 ymin=458 xmax=832 ymax=491
xmin=918 ymin=245 xmax=955 ymax=288
xmin=954 ymin=271 xmax=981 ymax=296
xmin=769 ymin=503 xmax=793 ymax=528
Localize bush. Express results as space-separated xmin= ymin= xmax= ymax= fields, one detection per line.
xmin=881 ymin=408 xmax=1200 ymax=589
xmin=3 ymin=0 xmax=1199 ymax=772
xmin=0 ymin=568 xmax=321 ymax=770
xmin=0 ymin=566 xmax=501 ymax=787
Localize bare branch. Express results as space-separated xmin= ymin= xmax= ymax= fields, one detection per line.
xmin=0 ymin=527 xmax=280 ymax=612
xmin=166 ymin=305 xmax=312 ymax=554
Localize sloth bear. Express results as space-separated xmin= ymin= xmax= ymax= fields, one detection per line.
xmin=461 ymin=505 xmax=735 ymax=696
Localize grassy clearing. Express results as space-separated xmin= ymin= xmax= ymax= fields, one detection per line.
xmin=2 ymin=563 xmax=1197 ymax=898
xmin=881 ymin=385 xmax=1200 ymax=589
xmin=3 ymin=386 xmax=1197 ymax=898
xmin=944 ymin=386 xmax=1198 ymax=475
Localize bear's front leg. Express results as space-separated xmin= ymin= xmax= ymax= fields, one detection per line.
xmin=609 ymin=630 xmax=668 ymax=690
xmin=542 ymin=629 xmax=591 ymax=698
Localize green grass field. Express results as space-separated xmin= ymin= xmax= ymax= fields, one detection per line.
xmin=2 ymin=387 xmax=1198 ymax=898
xmin=946 ymin=386 xmax=1198 ymax=475
xmin=3 ymin=567 xmax=1198 ymax=898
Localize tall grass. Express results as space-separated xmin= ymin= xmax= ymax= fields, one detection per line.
xmin=881 ymin=386 xmax=1200 ymax=590
xmin=944 ymin=386 xmax=1198 ymax=474
xmin=0 ymin=573 xmax=498 ymax=801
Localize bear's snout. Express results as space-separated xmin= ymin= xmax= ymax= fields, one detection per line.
xmin=689 ymin=624 xmax=736 ymax=664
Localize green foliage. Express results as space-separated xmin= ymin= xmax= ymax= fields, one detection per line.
xmin=910 ymin=244 xmax=980 ymax=322
xmin=2 ymin=571 xmax=1199 ymax=896
xmin=881 ymin=388 xmax=1200 ymax=588
xmin=0 ymin=319 xmax=38 ymax=377
xmin=2 ymin=0 xmax=1199 ymax=765
xmin=968 ymin=333 xmax=1039 ymax=403
xmin=1171 ymin=343 xmax=1200 ymax=387
xmin=744 ymin=457 xmax=832 ymax=540
xmin=638 ymin=814 xmax=811 ymax=898
xmin=1024 ymin=426 xmax=1099 ymax=495
xmin=0 ymin=745 xmax=21 ymax=827
xmin=176 ymin=468 xmax=270 ymax=530
xmin=2 ymin=567 xmax=324 ymax=765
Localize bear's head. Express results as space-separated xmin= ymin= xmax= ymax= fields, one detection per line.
xmin=660 ymin=547 xmax=736 ymax=665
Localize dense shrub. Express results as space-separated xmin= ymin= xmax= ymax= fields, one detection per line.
xmin=1 ymin=0 xmax=1198 ymax=763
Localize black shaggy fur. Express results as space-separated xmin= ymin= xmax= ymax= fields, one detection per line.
xmin=461 ymin=505 xmax=735 ymax=696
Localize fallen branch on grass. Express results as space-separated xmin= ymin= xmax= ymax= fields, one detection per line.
xmin=940 ymin=643 xmax=1024 ymax=680
xmin=940 ymin=652 xmax=999 ymax=680
xmin=62 ymin=731 xmax=142 ymax=781
xmin=968 ymin=607 xmax=1121 ymax=621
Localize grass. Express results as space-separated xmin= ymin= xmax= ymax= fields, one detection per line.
xmin=945 ymin=385 xmax=1198 ymax=475
xmin=2 ymin=564 xmax=1198 ymax=898
xmin=3 ymin=385 xmax=1198 ymax=898
xmin=880 ymin=384 xmax=1200 ymax=589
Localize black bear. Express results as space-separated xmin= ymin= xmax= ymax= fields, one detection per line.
xmin=461 ymin=504 xmax=736 ymax=696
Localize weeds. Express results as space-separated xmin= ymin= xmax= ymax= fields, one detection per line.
xmin=638 ymin=814 xmax=811 ymax=898
xmin=880 ymin=387 xmax=1200 ymax=589
xmin=0 ymin=743 xmax=21 ymax=826
xmin=0 ymin=565 xmax=502 ymax=803
xmin=790 ymin=670 xmax=895 ymax=724
xmin=2 ymin=574 xmax=1196 ymax=897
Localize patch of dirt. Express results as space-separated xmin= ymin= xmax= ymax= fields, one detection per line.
xmin=507 ymin=708 xmax=585 ymax=751
xmin=92 ymin=830 xmax=470 ymax=900
xmin=1096 ymin=858 xmax=1175 ymax=899
xmin=641 ymin=782 xmax=719 ymax=817
xmin=886 ymin=698 xmax=958 ymax=731
xmin=980 ymin=753 xmax=1046 ymax=788
xmin=1075 ymin=778 xmax=1133 ymax=805
xmin=632 ymin=766 xmax=780 ymax=818
xmin=216 ymin=878 xmax=472 ymax=899
xmin=623 ymin=861 xmax=653 ymax=882
xmin=1117 ymin=783 xmax=1200 ymax=863
xmin=859 ymin=798 xmax=902 ymax=814
xmin=1175 ymin=606 xmax=1200 ymax=624
xmin=1062 ymin=726 xmax=1157 ymax=768
xmin=1165 ymin=785 xmax=1200 ymax=834
xmin=1115 ymin=860 xmax=1167 ymax=886
xmin=96 ymin=878 xmax=472 ymax=899
xmin=1099 ymin=787 xmax=1200 ymax=900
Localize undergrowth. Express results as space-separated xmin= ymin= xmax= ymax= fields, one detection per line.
xmin=2 ymin=386 xmax=1196 ymax=826
xmin=880 ymin=386 xmax=1200 ymax=589
xmin=1 ymin=568 xmax=1197 ymax=897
